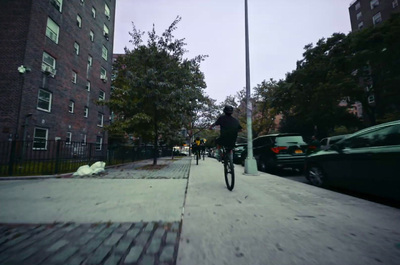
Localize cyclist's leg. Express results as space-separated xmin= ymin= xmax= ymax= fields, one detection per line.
xmin=215 ymin=137 xmax=223 ymax=161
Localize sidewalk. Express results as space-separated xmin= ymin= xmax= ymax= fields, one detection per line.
xmin=177 ymin=157 xmax=400 ymax=265
xmin=0 ymin=157 xmax=191 ymax=265
xmin=1 ymin=156 xmax=400 ymax=265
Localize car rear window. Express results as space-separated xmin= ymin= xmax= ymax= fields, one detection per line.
xmin=275 ymin=136 xmax=306 ymax=145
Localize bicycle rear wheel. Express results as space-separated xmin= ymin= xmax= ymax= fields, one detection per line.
xmin=224 ymin=150 xmax=235 ymax=191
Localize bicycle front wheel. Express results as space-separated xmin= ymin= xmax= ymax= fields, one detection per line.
xmin=224 ymin=152 xmax=235 ymax=191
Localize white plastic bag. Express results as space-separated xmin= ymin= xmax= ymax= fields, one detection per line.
xmin=73 ymin=165 xmax=92 ymax=176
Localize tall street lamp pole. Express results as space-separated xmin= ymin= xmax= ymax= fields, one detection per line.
xmin=244 ymin=0 xmax=258 ymax=175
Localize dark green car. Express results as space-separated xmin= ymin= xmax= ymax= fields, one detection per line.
xmin=233 ymin=143 xmax=247 ymax=164
xmin=305 ymin=120 xmax=400 ymax=202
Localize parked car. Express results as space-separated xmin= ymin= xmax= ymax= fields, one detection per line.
xmin=233 ymin=143 xmax=247 ymax=164
xmin=304 ymin=120 xmax=400 ymax=202
xmin=320 ymin=134 xmax=349 ymax=150
xmin=250 ymin=133 xmax=309 ymax=173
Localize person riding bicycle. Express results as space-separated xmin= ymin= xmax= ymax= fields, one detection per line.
xmin=209 ymin=105 xmax=242 ymax=160
xmin=192 ymin=137 xmax=203 ymax=157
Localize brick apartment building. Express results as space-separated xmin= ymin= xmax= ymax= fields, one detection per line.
xmin=347 ymin=0 xmax=399 ymax=123
xmin=349 ymin=0 xmax=399 ymax=31
xmin=0 ymin=0 xmax=115 ymax=149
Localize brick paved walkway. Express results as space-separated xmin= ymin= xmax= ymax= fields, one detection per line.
xmin=0 ymin=221 xmax=180 ymax=265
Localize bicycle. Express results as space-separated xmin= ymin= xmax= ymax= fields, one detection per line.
xmin=221 ymin=146 xmax=235 ymax=191
xmin=195 ymin=149 xmax=201 ymax=165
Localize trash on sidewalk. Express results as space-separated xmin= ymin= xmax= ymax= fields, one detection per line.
xmin=73 ymin=161 xmax=106 ymax=176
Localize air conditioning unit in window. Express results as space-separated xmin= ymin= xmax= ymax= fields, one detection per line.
xmin=106 ymin=14 xmax=110 ymax=21
xmin=368 ymin=94 xmax=375 ymax=104
xmin=100 ymin=75 xmax=108 ymax=83
xmin=104 ymin=32 xmax=109 ymax=40
xmin=42 ymin=65 xmax=56 ymax=77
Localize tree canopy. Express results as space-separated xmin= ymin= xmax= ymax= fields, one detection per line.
xmin=257 ymin=14 xmax=400 ymax=138
xmin=103 ymin=17 xmax=208 ymax=164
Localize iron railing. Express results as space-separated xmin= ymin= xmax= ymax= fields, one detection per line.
xmin=0 ymin=140 xmax=172 ymax=177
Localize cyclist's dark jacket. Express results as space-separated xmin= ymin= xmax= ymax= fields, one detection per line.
xmin=215 ymin=115 xmax=242 ymax=147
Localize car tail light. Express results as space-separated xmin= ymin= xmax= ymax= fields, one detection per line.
xmin=308 ymin=145 xmax=317 ymax=150
xmin=271 ymin=146 xmax=288 ymax=154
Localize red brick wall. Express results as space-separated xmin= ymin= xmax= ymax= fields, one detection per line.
xmin=0 ymin=0 xmax=115 ymax=144
xmin=0 ymin=0 xmax=33 ymax=141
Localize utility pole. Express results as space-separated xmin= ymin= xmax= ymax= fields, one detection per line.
xmin=244 ymin=0 xmax=258 ymax=175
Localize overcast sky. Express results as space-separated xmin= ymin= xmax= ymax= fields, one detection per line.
xmin=113 ymin=0 xmax=353 ymax=104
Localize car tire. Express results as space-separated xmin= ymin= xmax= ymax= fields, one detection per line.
xmin=258 ymin=159 xmax=266 ymax=172
xmin=258 ymin=157 xmax=277 ymax=174
xmin=307 ymin=166 xmax=325 ymax=187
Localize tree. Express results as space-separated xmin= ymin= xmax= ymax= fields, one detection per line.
xmin=103 ymin=17 xmax=207 ymax=164
xmin=252 ymin=79 xmax=281 ymax=136
xmin=272 ymin=14 xmax=400 ymax=137
xmin=185 ymin=95 xmax=219 ymax=153
xmin=269 ymin=33 xmax=362 ymax=138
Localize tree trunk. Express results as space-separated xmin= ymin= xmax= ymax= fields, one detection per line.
xmin=153 ymin=112 xmax=158 ymax=166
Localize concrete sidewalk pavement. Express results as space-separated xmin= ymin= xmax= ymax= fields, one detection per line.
xmin=177 ymin=157 xmax=400 ymax=265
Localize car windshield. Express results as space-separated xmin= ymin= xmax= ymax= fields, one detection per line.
xmin=275 ymin=136 xmax=306 ymax=145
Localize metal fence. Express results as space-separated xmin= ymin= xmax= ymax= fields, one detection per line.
xmin=0 ymin=140 xmax=172 ymax=177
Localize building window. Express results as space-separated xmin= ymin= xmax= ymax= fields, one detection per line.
xmin=96 ymin=136 xmax=103 ymax=150
xmin=84 ymin=106 xmax=89 ymax=117
xmin=82 ymin=134 xmax=87 ymax=145
xmin=102 ymin=45 xmax=108 ymax=61
xmin=370 ymin=0 xmax=379 ymax=9
xmin=37 ymin=89 xmax=52 ymax=112
xmin=77 ymin=15 xmax=82 ymax=28
xmin=89 ymin=30 xmax=94 ymax=42
xmin=33 ymin=128 xmax=48 ymax=150
xmin=92 ymin=7 xmax=96 ymax=18
xmin=86 ymin=81 xmax=91 ymax=91
xmin=355 ymin=2 xmax=361 ymax=10
xmin=373 ymin=12 xmax=382 ymax=25
xmin=80 ymin=0 xmax=84 ymax=5
xmin=69 ymin=100 xmax=75 ymax=113
xmin=66 ymin=132 xmax=72 ymax=144
xmin=393 ymin=0 xmax=399 ymax=8
xmin=104 ymin=24 xmax=109 ymax=40
xmin=42 ymin=52 xmax=56 ymax=75
xmin=356 ymin=12 xmax=362 ymax=20
xmin=46 ymin=17 xmax=59 ymax=44
xmin=100 ymin=67 xmax=107 ymax=82
xmin=99 ymin=90 xmax=105 ymax=101
xmin=358 ymin=21 xmax=364 ymax=29
xmin=97 ymin=113 xmax=104 ymax=127
xmin=105 ymin=3 xmax=110 ymax=20
xmin=74 ymin=42 xmax=80 ymax=55
xmin=72 ymin=71 xmax=77 ymax=83
xmin=51 ymin=0 xmax=62 ymax=12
